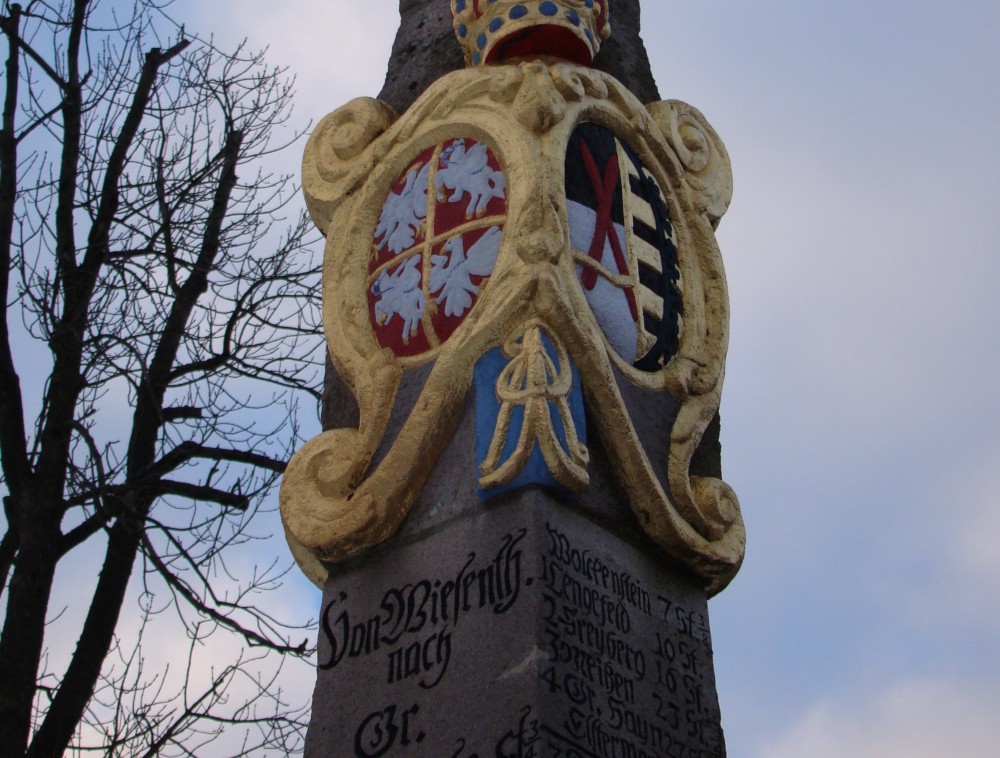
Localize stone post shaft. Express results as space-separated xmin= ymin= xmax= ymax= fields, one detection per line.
xmin=289 ymin=2 xmax=742 ymax=755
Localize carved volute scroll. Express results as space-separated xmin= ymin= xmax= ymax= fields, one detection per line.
xmin=281 ymin=0 xmax=744 ymax=594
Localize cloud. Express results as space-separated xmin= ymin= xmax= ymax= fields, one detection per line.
xmin=762 ymin=678 xmax=1000 ymax=758
xmin=954 ymin=481 xmax=1000 ymax=579
xmin=177 ymin=0 xmax=400 ymax=116
xmin=900 ymin=440 xmax=1000 ymax=633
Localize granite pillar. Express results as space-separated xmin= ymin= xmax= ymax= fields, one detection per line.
xmin=306 ymin=392 xmax=725 ymax=757
xmin=296 ymin=2 xmax=738 ymax=755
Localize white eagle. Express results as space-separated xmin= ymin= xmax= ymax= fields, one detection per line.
xmin=371 ymin=256 xmax=425 ymax=343
xmin=436 ymin=140 xmax=506 ymax=219
xmin=374 ymin=162 xmax=430 ymax=255
xmin=430 ymin=226 xmax=502 ymax=318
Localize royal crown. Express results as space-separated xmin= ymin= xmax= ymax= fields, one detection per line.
xmin=451 ymin=0 xmax=611 ymax=67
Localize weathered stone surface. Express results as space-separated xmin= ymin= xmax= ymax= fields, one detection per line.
xmin=376 ymin=0 xmax=659 ymax=123
xmin=593 ymin=0 xmax=660 ymax=104
xmin=308 ymin=494 xmax=724 ymax=757
xmin=306 ymin=392 xmax=725 ymax=756
xmin=377 ymin=0 xmax=464 ymax=113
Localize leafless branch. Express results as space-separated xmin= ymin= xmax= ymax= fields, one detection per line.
xmin=0 ymin=2 xmax=319 ymax=754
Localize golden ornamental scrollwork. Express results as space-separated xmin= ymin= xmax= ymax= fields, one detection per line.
xmin=303 ymin=97 xmax=399 ymax=234
xmin=479 ymin=320 xmax=590 ymax=492
xmin=282 ymin=9 xmax=744 ymax=594
xmin=647 ymin=100 xmax=733 ymax=228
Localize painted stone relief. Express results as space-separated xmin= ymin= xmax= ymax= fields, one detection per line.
xmin=368 ymin=138 xmax=507 ymax=357
xmin=451 ymin=0 xmax=610 ymax=66
xmin=566 ymin=122 xmax=682 ymax=371
xmin=281 ymin=0 xmax=745 ymax=593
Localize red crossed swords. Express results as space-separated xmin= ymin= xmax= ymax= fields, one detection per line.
xmin=578 ymin=138 xmax=639 ymax=321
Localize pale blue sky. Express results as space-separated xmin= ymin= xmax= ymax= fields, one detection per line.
xmin=174 ymin=2 xmax=1000 ymax=754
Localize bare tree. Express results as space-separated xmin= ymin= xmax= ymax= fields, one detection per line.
xmin=0 ymin=0 xmax=321 ymax=754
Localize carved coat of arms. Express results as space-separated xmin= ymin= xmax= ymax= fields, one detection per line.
xmin=281 ymin=0 xmax=745 ymax=593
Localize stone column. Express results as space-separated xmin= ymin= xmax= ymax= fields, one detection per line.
xmin=289 ymin=2 xmax=743 ymax=755
xmin=307 ymin=394 xmax=729 ymax=756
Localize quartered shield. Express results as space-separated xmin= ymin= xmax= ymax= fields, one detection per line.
xmin=368 ymin=138 xmax=508 ymax=360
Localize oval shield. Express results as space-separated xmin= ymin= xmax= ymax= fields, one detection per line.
xmin=564 ymin=122 xmax=683 ymax=373
xmin=368 ymin=138 xmax=508 ymax=358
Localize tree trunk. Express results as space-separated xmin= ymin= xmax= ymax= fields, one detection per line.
xmin=0 ymin=520 xmax=60 ymax=756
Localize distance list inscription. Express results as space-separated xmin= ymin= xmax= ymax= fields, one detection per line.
xmin=316 ymin=524 xmax=723 ymax=757
xmin=539 ymin=523 xmax=723 ymax=758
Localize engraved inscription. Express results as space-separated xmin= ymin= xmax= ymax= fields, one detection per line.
xmin=538 ymin=523 xmax=724 ymax=758
xmin=311 ymin=516 xmax=724 ymax=756
xmin=321 ymin=530 xmax=528 ymax=691
xmin=354 ymin=703 xmax=425 ymax=757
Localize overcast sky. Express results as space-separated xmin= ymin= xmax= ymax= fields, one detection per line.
xmin=171 ymin=2 xmax=1000 ymax=755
